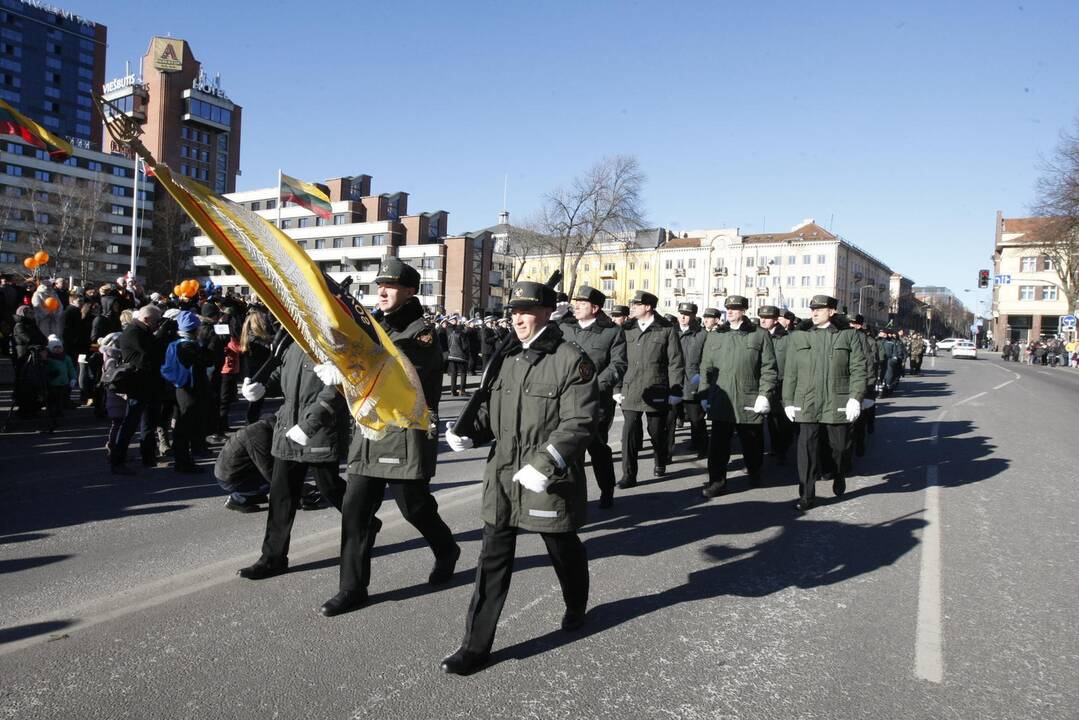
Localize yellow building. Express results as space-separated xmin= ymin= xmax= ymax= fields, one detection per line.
xmin=518 ymin=229 xmax=667 ymax=308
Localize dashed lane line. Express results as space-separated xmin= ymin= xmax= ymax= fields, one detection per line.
xmin=915 ymin=407 xmax=948 ymax=684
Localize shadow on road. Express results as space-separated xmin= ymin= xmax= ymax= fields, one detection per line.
xmin=0 ymin=619 xmax=74 ymax=645
xmin=0 ymin=554 xmax=73 ymax=575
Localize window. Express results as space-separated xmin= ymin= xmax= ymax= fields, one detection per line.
xmin=296 ymin=240 xmax=307 ymax=249
xmin=665 ymin=278 xmax=673 ymax=288
xmin=745 ymin=276 xmax=754 ymax=287
xmin=801 ymin=297 xmax=810 ymax=308
xmin=332 ymin=237 xmax=344 ymax=248
xmin=181 ymin=127 xmax=190 ymax=140
xmin=773 ymin=276 xmax=781 ymax=287
xmin=688 ymin=278 xmax=695 ymax=288
xmin=642 ymin=279 xmax=649 ymax=289
xmin=35 ymin=212 xmax=49 ymax=224
xmin=1019 ymin=285 xmax=1035 ymax=300
xmin=745 ymin=256 xmax=755 ymax=267
xmin=803 ymin=255 xmax=811 ymax=264
xmin=643 ymin=262 xmax=650 ymax=270
xmin=1044 ymin=286 xmax=1058 ymax=301
xmin=1020 ymin=257 xmax=1037 ymax=272
xmin=281 ymin=219 xmax=292 ymax=229
xmin=314 ymin=239 xmax=326 ymax=249
xmin=419 ymin=282 xmax=435 ymax=296
xmin=1 ymin=231 xmax=15 ymax=243
xmin=629 ymin=262 xmax=636 ymax=270
xmin=1043 ymin=256 xmax=1055 ymax=271
xmin=816 ymin=275 xmax=826 ymax=286
xmin=42 ymin=116 xmax=59 ymax=129
xmin=801 ymin=276 xmax=811 ymax=287
xmin=5 ymin=164 xmax=22 ymax=176
xmin=787 ymin=276 xmax=796 ymax=286
xmin=603 ymin=263 xmax=615 ymax=272
xmin=297 ymin=217 xmax=309 ymax=228
xmin=107 ymin=244 xmax=120 ymax=254
xmin=0 ymin=251 xmax=16 ymax=263
xmin=45 ymin=57 xmax=61 ymax=70
xmin=33 ymin=170 xmax=51 ymax=182
xmin=817 ymin=255 xmax=826 ymax=264
xmin=665 ymin=259 xmax=672 ymax=269
xmin=333 ymin=214 xmax=346 ymax=225
xmin=111 ymin=185 xmax=126 ymax=197
xmin=757 ymin=276 xmax=767 ymax=288
xmin=250 ymin=201 xmax=261 ymax=211
xmin=44 ymin=86 xmax=61 ymax=99
xmin=602 ymin=279 xmax=614 ymax=292
xmin=352 ymin=236 xmax=363 ymax=247
xmin=265 ymin=199 xmax=276 ymax=210
xmin=372 ymin=234 xmax=386 ymax=245
xmin=112 ymin=166 xmax=128 ymax=177
xmin=110 ymin=225 xmax=125 ymax=235
xmin=629 ymin=280 xmax=635 ymax=290
xmin=315 ymin=216 xmax=328 ymax=227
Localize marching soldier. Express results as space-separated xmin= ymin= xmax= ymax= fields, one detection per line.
xmin=848 ymin=314 xmax=880 ymax=458
xmin=702 ymin=308 xmax=721 ymax=332
xmin=667 ymin=302 xmax=708 ymax=459
xmin=698 ymin=295 xmax=778 ymax=498
xmin=609 ymin=305 xmax=630 ymax=327
xmin=313 ymin=258 xmax=460 ymax=617
xmin=758 ymin=305 xmax=792 ymax=465
xmin=614 ymin=290 xmax=684 ymax=487
xmin=441 ymin=281 xmax=598 ymax=675
xmin=561 ymin=285 xmax=628 ymax=508
xmin=778 ymin=309 xmax=798 ymax=332
xmin=782 ymin=295 xmax=867 ymax=511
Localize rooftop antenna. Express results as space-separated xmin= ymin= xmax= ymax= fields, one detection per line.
xmin=829 ymin=213 xmax=835 ymax=232
xmin=502 ymin=173 xmax=508 ymax=213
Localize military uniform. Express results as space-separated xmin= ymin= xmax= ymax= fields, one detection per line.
xmin=782 ymin=296 xmax=867 ymax=509
xmin=615 ymin=291 xmax=684 ymax=486
xmin=759 ymin=306 xmax=794 ymax=463
xmin=322 ymin=259 xmax=460 ymax=616
xmin=666 ymin=302 xmax=708 ymax=458
xmin=560 ymin=285 xmax=627 ymax=506
xmin=697 ymin=296 xmax=778 ymax=496
xmin=442 ymin=282 xmax=598 ymax=674
xmin=848 ymin=315 xmax=879 ymax=458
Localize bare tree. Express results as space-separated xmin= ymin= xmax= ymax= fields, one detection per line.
xmin=1031 ymin=116 xmax=1079 ymax=312
xmin=24 ymin=175 xmax=109 ymax=285
xmin=538 ymin=155 xmax=646 ymax=294
xmin=502 ymin=214 xmax=554 ymax=282
xmin=143 ymin=195 xmax=195 ymax=290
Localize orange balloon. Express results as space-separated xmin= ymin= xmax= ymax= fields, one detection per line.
xmin=184 ymin=279 xmax=199 ymax=295
xmin=34 ymin=251 xmax=49 ymax=265
xmin=23 ymin=257 xmax=37 ymax=270
xmin=173 ymin=284 xmax=183 ymax=297
xmin=43 ymin=297 xmax=60 ymax=312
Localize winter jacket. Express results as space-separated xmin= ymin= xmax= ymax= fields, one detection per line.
xmin=267 ymin=342 xmax=350 ymax=463
xmin=782 ymin=316 xmax=868 ymax=424
xmin=616 ymin=313 xmax=685 ymax=413
xmin=14 ymin=316 xmax=46 ymax=361
xmin=215 ymin=418 xmax=274 ymax=484
xmin=117 ymin=319 xmax=164 ymax=401
xmin=46 ymin=352 xmax=77 ymax=387
xmin=470 ymin=323 xmax=598 ymax=533
xmin=348 ymin=297 xmax=442 ymax=480
xmin=677 ymin=321 xmax=708 ymax=400
xmin=698 ymin=321 xmax=778 ymax=425
xmin=559 ymin=311 xmax=628 ymax=397
xmin=447 ymin=326 xmax=470 ymax=363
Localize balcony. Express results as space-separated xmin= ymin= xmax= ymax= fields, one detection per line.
xmin=599 ymin=269 xmax=617 ymax=279
xmin=673 ymin=287 xmax=685 ymax=296
xmin=712 ymin=267 xmax=728 ymax=276
xmin=712 ymin=287 xmax=726 ymax=296
xmin=755 ymin=287 xmax=769 ymax=297
xmin=673 ymin=268 xmax=686 ymax=277
xmin=756 ymin=265 xmax=770 ymax=276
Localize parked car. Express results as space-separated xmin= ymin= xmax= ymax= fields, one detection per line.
xmin=951 ymin=340 xmax=977 ymax=360
xmin=937 ymin=338 xmax=963 ymax=350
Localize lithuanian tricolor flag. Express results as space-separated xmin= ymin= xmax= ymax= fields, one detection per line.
xmin=280 ymin=171 xmax=333 ymax=220
xmin=0 ymin=98 xmax=74 ymax=161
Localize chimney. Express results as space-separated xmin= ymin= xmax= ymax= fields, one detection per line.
xmin=498 ymin=210 xmax=509 ymax=226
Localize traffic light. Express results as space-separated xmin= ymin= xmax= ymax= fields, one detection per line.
xmin=978 ymin=269 xmax=990 ymax=288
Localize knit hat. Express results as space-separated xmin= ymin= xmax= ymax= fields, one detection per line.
xmin=176 ymin=310 xmax=200 ymax=333
xmin=46 ymin=335 xmax=63 ymax=352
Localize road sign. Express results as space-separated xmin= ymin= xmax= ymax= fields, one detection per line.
xmin=994 ymin=274 xmax=1011 ymax=285
xmin=1061 ymin=315 xmax=1077 ymax=331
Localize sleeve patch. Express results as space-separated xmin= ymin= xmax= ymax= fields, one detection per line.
xmin=416 ymin=329 xmax=435 ymax=346
xmin=578 ymin=356 xmax=596 ymax=383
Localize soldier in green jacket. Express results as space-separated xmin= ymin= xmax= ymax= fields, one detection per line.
xmin=781 ymin=295 xmax=868 ymax=511
xmin=613 ymin=290 xmax=685 ymax=487
xmin=702 ymin=307 xmax=721 ymax=332
xmin=758 ymin=305 xmax=793 ymax=465
xmin=849 ymin=314 xmax=879 ymax=458
xmin=313 ymin=258 xmax=461 ymax=617
xmin=698 ymin=295 xmax=778 ymax=498
xmin=441 ymin=281 xmax=599 ymax=675
xmin=560 ymin=285 xmax=627 ymax=508
xmin=666 ymin=302 xmax=708 ymax=459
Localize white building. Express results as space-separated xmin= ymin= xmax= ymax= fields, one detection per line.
xmin=991 ymin=212 xmax=1073 ymax=342
xmin=0 ymin=138 xmax=153 ymax=284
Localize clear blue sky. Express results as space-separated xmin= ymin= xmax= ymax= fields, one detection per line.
xmin=68 ymin=0 xmax=1078 ymax=309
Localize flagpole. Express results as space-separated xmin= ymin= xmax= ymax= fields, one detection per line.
xmin=129 ymin=156 xmax=139 ymax=280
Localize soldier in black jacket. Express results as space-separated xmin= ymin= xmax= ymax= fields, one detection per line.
xmin=560 ymin=285 xmax=628 ymax=508
xmin=759 ymin=305 xmax=793 ymax=464
xmin=236 ymin=335 xmax=349 ymax=581
xmin=668 ymin=302 xmax=708 ymax=459
xmin=314 ymin=258 xmax=460 ymax=617
xmin=112 ymin=304 xmax=165 ymax=474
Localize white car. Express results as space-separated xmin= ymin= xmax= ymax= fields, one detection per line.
xmin=951 ymin=340 xmax=977 ymax=359
xmin=936 ymin=338 xmax=963 ymax=350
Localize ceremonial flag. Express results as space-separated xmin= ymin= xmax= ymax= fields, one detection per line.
xmin=151 ymin=163 xmax=429 ymax=438
xmin=0 ymin=98 xmax=74 ymax=161
xmin=280 ymin=171 xmax=333 ymax=220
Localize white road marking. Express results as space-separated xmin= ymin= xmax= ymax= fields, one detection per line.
xmin=992 ymin=381 xmax=1015 ymax=390
xmin=915 ymin=463 xmax=944 ymax=684
xmin=931 ymin=356 xmax=937 ymax=369
xmin=954 ymin=391 xmax=987 ymax=407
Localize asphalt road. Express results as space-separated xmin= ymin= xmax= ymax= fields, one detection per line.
xmin=1 ymin=356 xmax=1077 ymax=719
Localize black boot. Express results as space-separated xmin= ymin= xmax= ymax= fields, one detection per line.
xmin=319 ymin=589 xmax=368 ymax=617
xmin=440 ymin=648 xmax=491 ymax=675
xmin=238 ymin=558 xmax=288 ymax=580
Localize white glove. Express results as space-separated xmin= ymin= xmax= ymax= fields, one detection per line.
xmin=700 ymin=399 xmax=710 ymax=413
xmin=285 ymin=424 xmax=309 ymax=446
xmin=513 ymin=464 xmax=551 ymax=493
xmin=241 ymin=378 xmax=265 ymax=402
xmin=861 ymin=398 xmax=875 ymax=410
xmin=667 ymin=395 xmax=683 ymax=406
xmin=752 ymin=395 xmax=770 ymax=414
xmin=784 ymin=406 xmax=800 ymax=422
xmin=612 ymin=393 xmax=624 ymax=405
xmin=842 ymin=398 xmax=862 ymax=423
xmin=444 ymin=421 xmax=474 ymax=452
xmin=313 ymin=362 xmax=344 ymax=387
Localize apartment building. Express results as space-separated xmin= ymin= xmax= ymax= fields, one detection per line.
xmin=991 ymin=212 xmax=1071 ymax=342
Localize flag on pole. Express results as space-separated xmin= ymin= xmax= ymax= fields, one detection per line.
xmin=0 ymin=98 xmax=74 ymax=161
xmin=280 ymin=171 xmax=333 ymax=220
xmin=151 ymin=163 xmax=429 ymax=438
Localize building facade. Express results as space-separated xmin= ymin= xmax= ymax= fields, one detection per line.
xmin=991 ymin=212 xmax=1071 ymax=342
xmin=192 ymin=174 xmax=492 ymax=316
xmin=0 ymin=0 xmax=106 ymax=147
xmin=0 ymin=138 xmax=154 ymax=283
xmin=101 ymin=36 xmax=241 ymax=195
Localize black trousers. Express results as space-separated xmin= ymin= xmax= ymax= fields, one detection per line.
xmin=665 ymin=401 xmax=708 ymax=456
xmin=218 ymin=373 xmax=239 ymax=434
xmin=460 ymin=522 xmax=588 ymax=655
xmin=795 ymin=423 xmax=850 ymax=503
xmin=172 ymin=387 xmax=201 ymax=466
xmin=766 ymin=403 xmax=794 ymax=458
xmin=621 ymin=409 xmax=668 ymax=482
xmin=586 ymin=400 xmax=617 ymax=495
xmin=448 ymin=361 xmax=468 ymax=394
xmin=261 ymin=458 xmax=347 ymax=562
xmin=339 ymin=474 xmax=457 ymax=591
xmin=707 ymin=420 xmax=764 ymax=488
